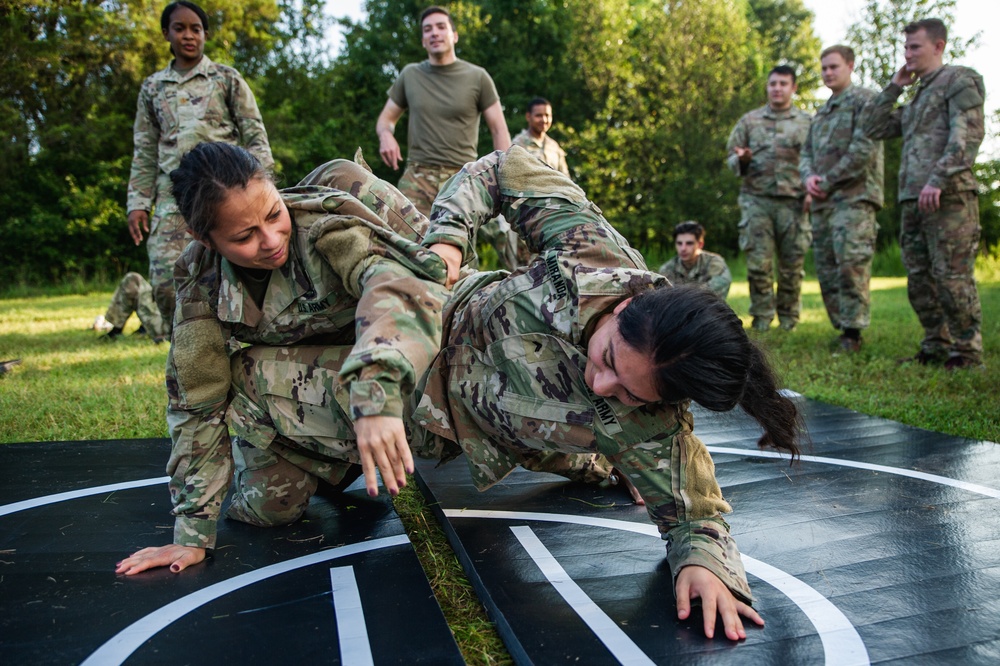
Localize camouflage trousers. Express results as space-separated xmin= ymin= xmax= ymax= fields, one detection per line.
xmin=224 ymin=344 xmax=364 ymax=527
xmin=738 ymin=193 xmax=812 ymax=327
xmin=397 ymin=161 xmax=460 ymax=216
xmin=104 ymin=272 xmax=169 ymax=337
xmin=398 ymin=161 xmax=523 ymax=270
xmin=810 ymin=203 xmax=878 ymax=331
xmin=147 ymin=179 xmax=190 ymax=331
xmin=900 ymin=192 xmax=982 ymax=362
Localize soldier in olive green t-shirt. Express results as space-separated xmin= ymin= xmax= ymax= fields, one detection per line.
xmin=375 ymin=6 xmax=510 ymax=216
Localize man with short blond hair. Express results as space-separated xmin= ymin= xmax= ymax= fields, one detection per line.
xmin=861 ymin=18 xmax=985 ymax=369
xmin=801 ymin=44 xmax=884 ymax=352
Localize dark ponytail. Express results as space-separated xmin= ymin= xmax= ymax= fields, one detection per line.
xmin=170 ymin=142 xmax=270 ymax=240
xmin=618 ymin=284 xmax=801 ymax=458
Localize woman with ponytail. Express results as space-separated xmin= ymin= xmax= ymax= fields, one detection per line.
xmin=414 ymin=146 xmax=802 ymax=643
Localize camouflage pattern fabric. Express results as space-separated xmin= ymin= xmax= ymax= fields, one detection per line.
xmin=800 ymin=84 xmax=884 ymax=211
xmin=657 ymin=251 xmax=732 ymax=299
xmin=166 ymin=157 xmax=448 ymax=549
xmin=397 ymin=160 xmax=523 ymax=270
xmin=862 ymin=65 xmax=985 ymax=362
xmin=810 ymin=204 xmax=878 ymax=331
xmin=144 ymin=184 xmax=188 ymax=330
xmin=512 ymin=129 xmax=570 ymax=177
xmin=800 ymin=84 xmax=884 ymax=331
xmin=104 ymin=271 xmax=168 ymax=338
xmin=861 ymin=65 xmax=985 ymax=201
xmin=128 ymin=55 xmax=273 ymax=328
xmin=727 ymin=104 xmax=811 ymax=328
xmin=900 ymin=192 xmax=982 ymax=362
xmin=411 ymin=146 xmax=754 ymax=604
xmin=726 ymin=104 xmax=811 ymax=198
xmin=396 ymin=161 xmax=460 ymax=217
xmin=738 ymin=193 xmax=812 ymax=328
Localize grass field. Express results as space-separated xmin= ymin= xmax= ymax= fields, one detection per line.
xmin=1 ymin=263 xmax=997 ymax=664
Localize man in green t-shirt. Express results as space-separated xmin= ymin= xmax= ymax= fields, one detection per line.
xmin=375 ymin=5 xmax=511 ymax=216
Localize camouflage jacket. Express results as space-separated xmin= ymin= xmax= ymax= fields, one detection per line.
xmin=861 ymin=65 xmax=985 ymax=202
xmin=657 ymin=251 xmax=732 ymax=299
xmin=800 ymin=84 xmax=884 ymax=211
xmin=128 ymin=55 xmax=273 ymax=213
xmin=512 ymin=129 xmax=570 ymax=177
xmin=412 ymin=147 xmax=753 ymax=603
xmin=166 ymin=159 xmax=447 ymax=548
xmin=726 ymin=104 xmax=812 ymax=199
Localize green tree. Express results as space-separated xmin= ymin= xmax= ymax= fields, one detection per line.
xmin=0 ymin=0 xmax=277 ymax=286
xmin=746 ymin=0 xmax=822 ymax=97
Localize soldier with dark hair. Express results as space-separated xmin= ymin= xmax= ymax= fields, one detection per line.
xmin=657 ymin=221 xmax=732 ymax=298
xmin=801 ymin=45 xmax=884 ymax=352
xmin=727 ymin=65 xmax=813 ymax=331
xmin=126 ymin=1 xmax=272 ymax=334
xmin=375 ymin=5 xmax=510 ymax=215
xmin=416 ymin=147 xmax=803 ymax=641
xmin=512 ymin=97 xmax=570 ymax=177
xmin=861 ymin=18 xmax=986 ymax=369
xmin=115 ymin=143 xmax=448 ymax=576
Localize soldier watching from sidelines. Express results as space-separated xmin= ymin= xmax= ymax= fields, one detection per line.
xmin=800 ymin=45 xmax=884 ymax=353
xmin=415 ymin=146 xmax=803 ymax=642
xmin=93 ymin=272 xmax=169 ymax=343
xmin=726 ymin=65 xmax=812 ymax=332
xmin=125 ymin=1 xmax=273 ymax=335
xmin=375 ymin=5 xmax=510 ymax=215
xmin=657 ymin=221 xmax=732 ymax=299
xmin=512 ymin=97 xmax=570 ymax=177
xmin=115 ymin=142 xmax=449 ymax=576
xmin=861 ymin=18 xmax=986 ymax=370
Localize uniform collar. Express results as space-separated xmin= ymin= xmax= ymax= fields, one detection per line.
xmin=215 ymin=216 xmax=313 ymax=327
xmin=161 ymin=54 xmax=214 ymax=83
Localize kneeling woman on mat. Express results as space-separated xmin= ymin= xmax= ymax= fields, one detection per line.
xmin=116 ymin=142 xmax=449 ymax=575
xmin=412 ymin=146 xmax=803 ymax=642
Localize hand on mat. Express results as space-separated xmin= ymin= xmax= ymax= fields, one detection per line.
xmin=675 ymin=565 xmax=763 ymax=640
xmin=115 ymin=544 xmax=206 ymax=575
xmin=428 ymin=242 xmax=462 ymax=288
xmin=355 ymin=415 xmax=413 ymax=497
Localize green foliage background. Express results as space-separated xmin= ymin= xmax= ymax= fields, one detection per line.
xmin=1 ymin=0 xmax=997 ymax=287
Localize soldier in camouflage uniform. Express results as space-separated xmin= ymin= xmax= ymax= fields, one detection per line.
xmin=412 ymin=146 xmax=803 ymax=641
xmin=98 ymin=272 xmax=169 ymax=342
xmin=115 ymin=143 xmax=449 ymax=576
xmin=126 ymin=2 xmax=273 ymax=333
xmin=800 ymin=45 xmax=884 ymax=352
xmin=512 ymin=97 xmax=571 ymax=177
xmin=657 ymin=221 xmax=732 ymax=299
xmin=861 ymin=19 xmax=985 ymax=369
xmin=727 ymin=65 xmax=812 ymax=331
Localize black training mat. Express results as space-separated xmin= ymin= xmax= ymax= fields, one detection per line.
xmin=414 ymin=394 xmax=1000 ymax=665
xmin=0 ymin=438 xmax=462 ymax=665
